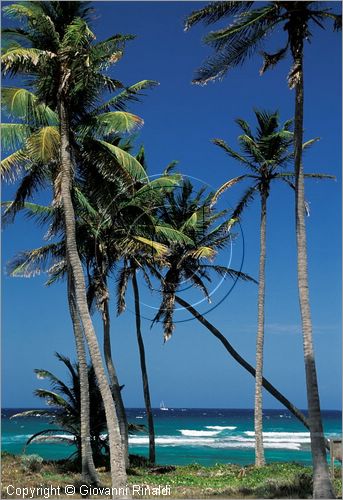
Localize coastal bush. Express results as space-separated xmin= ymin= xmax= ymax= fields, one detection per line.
xmin=20 ymin=454 xmax=43 ymax=473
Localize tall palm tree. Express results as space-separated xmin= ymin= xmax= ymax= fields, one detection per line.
xmin=78 ymin=145 xmax=184 ymax=465
xmin=1 ymin=2 xmax=155 ymax=491
xmin=6 ymin=164 xmax=182 ymax=467
xmin=117 ymin=259 xmax=157 ymax=465
xmin=185 ymin=3 xmax=340 ymax=495
xmin=210 ymin=110 xmax=333 ymax=466
xmin=67 ymin=273 xmax=99 ymax=484
xmin=151 ymin=177 xmax=332 ymax=448
xmin=85 ymin=155 xmax=189 ymax=465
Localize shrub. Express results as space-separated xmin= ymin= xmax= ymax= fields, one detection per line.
xmin=21 ymin=454 xmax=44 ymax=473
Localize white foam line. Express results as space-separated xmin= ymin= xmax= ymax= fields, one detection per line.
xmin=178 ymin=429 xmax=221 ymax=437
xmin=205 ymin=426 xmax=237 ymax=431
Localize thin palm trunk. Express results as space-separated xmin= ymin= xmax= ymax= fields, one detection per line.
xmin=58 ymin=80 xmax=129 ymax=494
xmin=174 ymin=295 xmax=312 ymax=429
xmin=102 ymin=283 xmax=129 ymax=467
xmin=254 ymin=192 xmax=267 ymax=466
xmin=132 ymin=270 xmax=156 ymax=464
xmin=293 ymin=53 xmax=335 ymax=498
xmin=67 ymin=273 xmax=99 ymax=485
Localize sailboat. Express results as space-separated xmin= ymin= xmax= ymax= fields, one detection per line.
xmin=160 ymin=401 xmax=169 ymax=411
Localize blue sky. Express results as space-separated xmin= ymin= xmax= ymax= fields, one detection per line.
xmin=2 ymin=1 xmax=342 ymax=410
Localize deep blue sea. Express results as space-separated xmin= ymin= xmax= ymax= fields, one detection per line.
xmin=2 ymin=408 xmax=341 ymax=466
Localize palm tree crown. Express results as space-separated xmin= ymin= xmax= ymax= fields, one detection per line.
xmin=185 ymin=1 xmax=341 ymax=85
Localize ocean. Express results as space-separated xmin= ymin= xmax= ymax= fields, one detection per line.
xmin=2 ymin=408 xmax=341 ymax=466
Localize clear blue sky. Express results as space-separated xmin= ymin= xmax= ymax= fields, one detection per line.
xmin=2 ymin=1 xmax=342 ymax=410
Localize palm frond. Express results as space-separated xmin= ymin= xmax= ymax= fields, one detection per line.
xmin=2 ymin=163 xmax=49 ymax=220
xmin=25 ymin=429 xmax=75 ymax=450
xmin=97 ymin=80 xmax=159 ymax=112
xmin=184 ymin=2 xmax=254 ymax=31
xmin=155 ymin=225 xmax=194 ymax=245
xmin=231 ymin=184 xmax=258 ymax=220
xmin=61 ymin=17 xmax=95 ymax=50
xmin=98 ymin=140 xmax=148 ymax=182
xmin=192 ymin=8 xmax=279 ymax=84
xmin=1 ymin=87 xmax=58 ymax=125
xmin=128 ymin=176 xmax=181 ymax=205
xmin=187 ymin=246 xmax=216 ymax=260
xmin=26 ymin=126 xmax=60 ymax=163
xmin=34 ymin=369 xmax=76 ymax=405
xmin=7 ymin=243 xmax=63 ymax=278
xmin=302 ymin=137 xmax=320 ymax=150
xmin=211 ymin=175 xmax=247 ymax=207
xmin=34 ymin=389 xmax=74 ymax=412
xmin=2 ymin=201 xmax=54 ymax=226
xmin=212 ymin=139 xmax=257 ymax=171
xmin=2 ymin=47 xmax=56 ymax=75
xmin=163 ymin=160 xmax=179 ymax=176
xmin=1 ymin=123 xmax=32 ymax=151
xmin=0 ymin=148 xmax=28 ymax=182
xmin=180 ymin=212 xmax=198 ymax=232
xmin=116 ymin=264 xmax=132 ymax=314
xmin=133 ymin=236 xmax=169 ymax=256
xmin=10 ymin=409 xmax=53 ymax=419
xmin=259 ymin=46 xmax=288 ymax=75
xmin=79 ymin=111 xmax=143 ymax=139
xmin=187 ymin=270 xmax=211 ymax=302
xmin=202 ymin=264 xmax=257 ymax=283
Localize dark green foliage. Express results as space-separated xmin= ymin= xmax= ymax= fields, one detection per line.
xmin=12 ymin=354 xmax=111 ymax=467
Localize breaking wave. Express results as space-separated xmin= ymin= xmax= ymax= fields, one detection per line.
xmin=205 ymin=426 xmax=237 ymax=431
xmin=178 ymin=429 xmax=221 ymax=437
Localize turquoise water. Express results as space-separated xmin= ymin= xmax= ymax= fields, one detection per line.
xmin=2 ymin=408 xmax=341 ymax=466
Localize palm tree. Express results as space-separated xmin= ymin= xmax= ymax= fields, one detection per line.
xmin=6 ymin=195 xmax=320 ymax=446
xmin=5 ymin=163 xmax=182 ymax=467
xmin=210 ymin=110 xmax=333 ymax=466
xmin=12 ymin=353 xmax=110 ymax=466
xmin=117 ymin=259 xmax=157 ymax=465
xmin=185 ymin=3 xmax=340 ymax=495
xmin=1 ymin=2 xmax=155 ymax=491
xmin=152 ymin=179 xmax=254 ymax=340
xmin=68 ymin=273 xmax=99 ymax=484
xmin=12 ymin=353 xmax=145 ymax=466
xmin=152 ymin=178 xmax=333 ymax=446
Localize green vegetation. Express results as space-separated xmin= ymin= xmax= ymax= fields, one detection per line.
xmin=1 ymin=453 xmax=342 ymax=499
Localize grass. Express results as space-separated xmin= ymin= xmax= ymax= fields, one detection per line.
xmin=1 ymin=452 xmax=342 ymax=499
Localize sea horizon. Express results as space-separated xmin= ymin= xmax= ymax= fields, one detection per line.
xmin=3 ymin=406 xmax=342 ymax=411
xmin=3 ymin=407 xmax=341 ymax=467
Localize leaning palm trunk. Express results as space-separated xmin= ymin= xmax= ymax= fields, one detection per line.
xmin=293 ymin=53 xmax=334 ymax=498
xmin=254 ymin=192 xmax=267 ymax=466
xmin=174 ymin=295 xmax=311 ymax=428
xmin=58 ymin=82 xmax=128 ymax=494
xmin=132 ymin=270 xmax=156 ymax=464
xmin=67 ymin=273 xmax=99 ymax=485
xmin=102 ymin=286 xmax=129 ymax=467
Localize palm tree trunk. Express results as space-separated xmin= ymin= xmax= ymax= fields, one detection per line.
xmin=67 ymin=273 xmax=99 ymax=485
xmin=132 ymin=270 xmax=156 ymax=464
xmin=102 ymin=286 xmax=129 ymax=467
xmin=293 ymin=54 xmax=335 ymax=498
xmin=174 ymin=295 xmax=311 ymax=428
xmin=58 ymin=83 xmax=129 ymax=495
xmin=254 ymin=191 xmax=267 ymax=466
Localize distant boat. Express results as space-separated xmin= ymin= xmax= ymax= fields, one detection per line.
xmin=160 ymin=401 xmax=169 ymax=411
